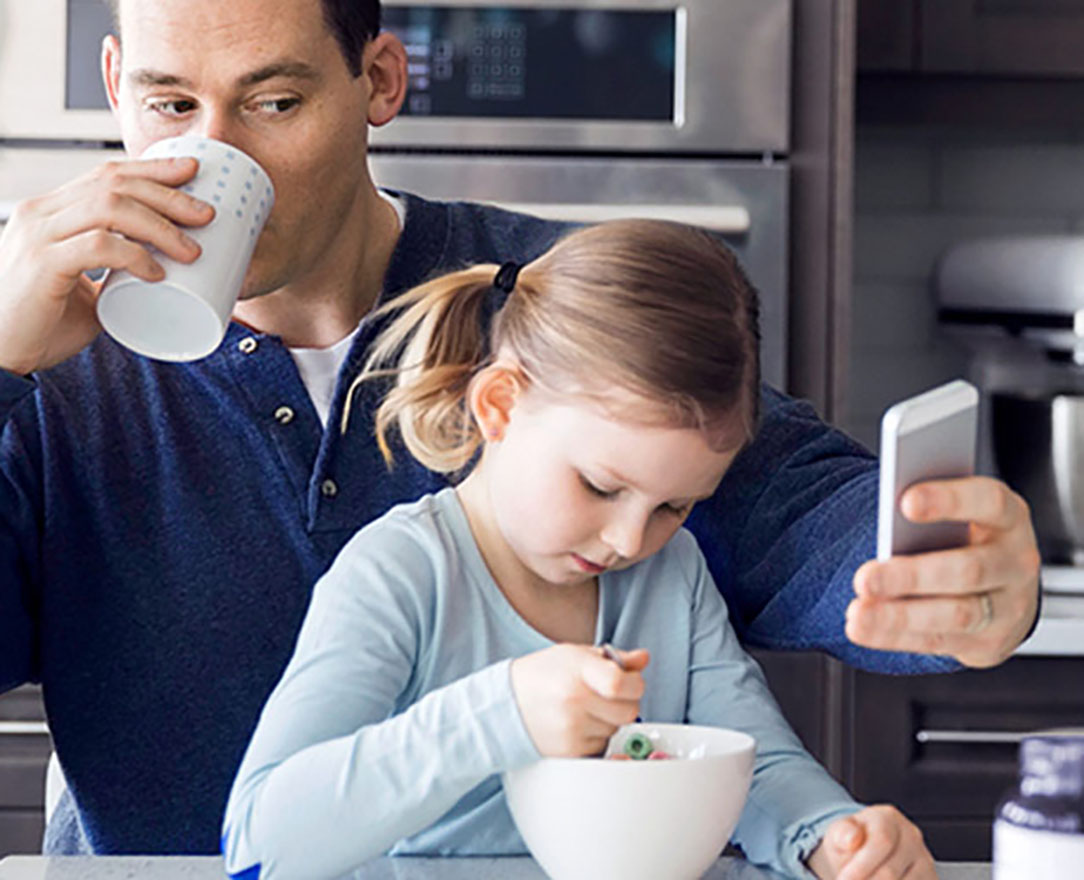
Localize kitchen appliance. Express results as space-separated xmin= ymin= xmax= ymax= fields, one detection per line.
xmin=937 ymin=235 xmax=1084 ymax=654
xmin=0 ymin=0 xmax=793 ymax=388
xmin=367 ymin=0 xmax=792 ymax=387
xmin=1 ymin=0 xmax=789 ymax=151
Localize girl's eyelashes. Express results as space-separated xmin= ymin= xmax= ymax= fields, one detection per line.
xmin=579 ymin=474 xmax=618 ymax=499
xmin=579 ymin=472 xmax=693 ymax=515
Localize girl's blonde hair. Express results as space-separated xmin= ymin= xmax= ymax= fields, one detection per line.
xmin=344 ymin=219 xmax=760 ymax=473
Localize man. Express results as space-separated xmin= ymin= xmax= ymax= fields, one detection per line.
xmin=0 ymin=0 xmax=1040 ymax=856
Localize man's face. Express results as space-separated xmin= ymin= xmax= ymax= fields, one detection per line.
xmin=106 ymin=0 xmax=375 ymax=300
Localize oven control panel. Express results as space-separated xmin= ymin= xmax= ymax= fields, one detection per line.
xmin=386 ymin=7 xmax=676 ymax=122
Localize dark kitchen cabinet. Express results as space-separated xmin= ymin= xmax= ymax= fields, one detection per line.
xmin=859 ymin=0 xmax=1084 ymax=78
xmin=921 ymin=0 xmax=1084 ymax=77
xmin=856 ymin=0 xmax=917 ymax=72
xmin=0 ymin=686 xmax=48 ymax=856
xmin=750 ymin=650 xmax=835 ymax=768
xmin=846 ymin=656 xmax=1084 ymax=861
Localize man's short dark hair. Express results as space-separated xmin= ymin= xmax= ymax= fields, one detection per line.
xmin=104 ymin=0 xmax=381 ymax=77
xmin=321 ymin=0 xmax=382 ymax=76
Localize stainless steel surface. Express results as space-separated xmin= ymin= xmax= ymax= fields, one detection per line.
xmin=915 ymin=730 xmax=1029 ymax=745
xmin=1053 ymin=396 xmax=1084 ymax=554
xmin=372 ymin=0 xmax=791 ymax=154
xmin=599 ymin=643 xmax=625 ymax=670
xmin=0 ymin=0 xmax=120 ymax=142
xmin=1 ymin=0 xmax=790 ymax=153
xmin=0 ymin=856 xmax=992 ymax=880
xmin=0 ymin=722 xmax=49 ymax=736
xmin=1040 ymin=565 xmax=1084 ymax=594
xmin=991 ymin=392 xmax=1084 ymax=564
xmin=371 ymin=154 xmax=789 ymax=389
xmin=487 ymin=202 xmax=751 ymax=234
xmin=937 ymin=236 xmax=1084 ymax=359
xmin=1016 ymin=568 xmax=1084 ymax=655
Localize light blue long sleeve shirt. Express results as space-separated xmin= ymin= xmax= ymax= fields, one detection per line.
xmin=222 ymin=488 xmax=859 ymax=880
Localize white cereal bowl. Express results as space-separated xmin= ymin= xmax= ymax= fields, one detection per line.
xmin=501 ymin=723 xmax=755 ymax=880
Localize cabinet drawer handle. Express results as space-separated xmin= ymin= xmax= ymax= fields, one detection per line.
xmin=915 ymin=730 xmax=1026 ymax=745
xmin=0 ymin=721 xmax=49 ymax=736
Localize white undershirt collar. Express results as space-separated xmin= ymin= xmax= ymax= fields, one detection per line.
xmin=287 ymin=189 xmax=405 ymax=427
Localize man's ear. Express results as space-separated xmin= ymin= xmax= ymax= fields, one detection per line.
xmin=468 ymin=364 xmax=524 ymax=443
xmin=101 ymin=34 xmax=122 ymax=114
xmin=363 ymin=32 xmax=408 ymax=127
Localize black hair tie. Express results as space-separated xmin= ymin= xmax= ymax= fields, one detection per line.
xmin=493 ymin=262 xmax=522 ymax=294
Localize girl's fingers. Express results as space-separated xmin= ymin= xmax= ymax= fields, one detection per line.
xmin=837 ymin=813 xmax=901 ymax=880
xmin=583 ymin=693 xmax=641 ymax=730
xmin=612 ymin=647 xmax=650 ymax=671
xmin=827 ymin=816 xmax=866 ymax=856
xmin=581 ymin=653 xmax=646 ymax=702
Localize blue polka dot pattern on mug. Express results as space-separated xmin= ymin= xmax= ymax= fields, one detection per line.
xmin=147 ymin=135 xmax=274 ymax=239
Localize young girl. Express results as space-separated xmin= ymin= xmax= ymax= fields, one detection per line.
xmin=222 ymin=220 xmax=934 ymax=880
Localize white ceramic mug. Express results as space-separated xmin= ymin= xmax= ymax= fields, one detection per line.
xmin=96 ymin=136 xmax=275 ymax=362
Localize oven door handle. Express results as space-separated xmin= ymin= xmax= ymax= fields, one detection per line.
xmin=915 ymin=729 xmax=1027 ymax=745
xmin=0 ymin=721 xmax=49 ymax=736
xmin=491 ymin=202 xmax=752 ymax=236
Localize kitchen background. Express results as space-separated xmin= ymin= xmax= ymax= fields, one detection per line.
xmin=1 ymin=0 xmax=1083 ymax=864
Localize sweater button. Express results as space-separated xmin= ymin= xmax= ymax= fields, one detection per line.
xmin=238 ymin=337 xmax=258 ymax=354
xmin=274 ymin=406 xmax=295 ymax=425
xmin=321 ymin=479 xmax=339 ymax=498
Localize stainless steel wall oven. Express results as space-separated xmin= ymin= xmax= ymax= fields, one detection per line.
xmin=1 ymin=0 xmax=793 ymax=389
xmin=369 ymin=0 xmax=793 ymax=388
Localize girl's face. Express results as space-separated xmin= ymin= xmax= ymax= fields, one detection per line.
xmin=475 ymin=386 xmax=740 ymax=591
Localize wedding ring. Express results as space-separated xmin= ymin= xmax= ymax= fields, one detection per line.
xmin=972 ymin=592 xmax=995 ymax=633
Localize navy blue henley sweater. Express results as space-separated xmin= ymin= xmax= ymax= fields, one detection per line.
xmin=0 ymin=192 xmax=952 ymax=856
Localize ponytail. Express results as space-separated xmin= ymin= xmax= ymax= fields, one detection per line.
xmin=341 ymin=265 xmax=500 ymax=472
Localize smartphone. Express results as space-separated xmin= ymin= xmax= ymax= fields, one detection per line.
xmin=877 ymin=379 xmax=979 ymax=560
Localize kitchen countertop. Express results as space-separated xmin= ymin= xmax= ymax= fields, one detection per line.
xmin=0 ymin=856 xmax=990 ymax=879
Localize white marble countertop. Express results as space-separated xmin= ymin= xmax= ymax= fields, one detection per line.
xmin=0 ymin=856 xmax=991 ymax=879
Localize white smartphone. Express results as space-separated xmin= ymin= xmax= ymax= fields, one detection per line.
xmin=877 ymin=379 xmax=979 ymax=560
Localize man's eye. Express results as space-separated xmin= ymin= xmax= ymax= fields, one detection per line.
xmin=580 ymin=475 xmax=617 ymax=499
xmin=148 ymin=99 xmax=196 ymax=117
xmin=254 ymin=97 xmax=300 ymax=114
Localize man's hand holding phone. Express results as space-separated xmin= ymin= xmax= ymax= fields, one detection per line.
xmin=846 ymin=381 xmax=1041 ymax=668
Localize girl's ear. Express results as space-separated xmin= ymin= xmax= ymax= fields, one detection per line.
xmin=468 ymin=364 xmax=523 ymax=443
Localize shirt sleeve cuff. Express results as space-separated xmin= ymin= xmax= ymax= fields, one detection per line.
xmin=781 ymin=803 xmax=864 ymax=879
